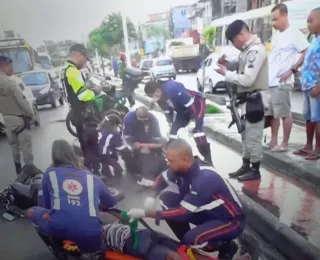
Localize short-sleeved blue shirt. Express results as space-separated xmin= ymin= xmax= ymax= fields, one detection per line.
xmin=301 ymin=36 xmax=320 ymax=91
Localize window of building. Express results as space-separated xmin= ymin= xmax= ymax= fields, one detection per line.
xmin=262 ymin=16 xmax=272 ymax=43
xmin=181 ymin=9 xmax=186 ymax=16
xmin=215 ymin=26 xmax=223 ymax=46
xmin=252 ymin=18 xmax=263 ymax=40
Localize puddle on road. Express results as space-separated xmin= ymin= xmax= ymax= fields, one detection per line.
xmin=142 ymin=103 xmax=320 ymax=249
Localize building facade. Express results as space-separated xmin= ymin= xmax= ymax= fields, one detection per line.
xmin=170 ymin=5 xmax=193 ymax=38
xmin=141 ymin=12 xmax=170 ymax=54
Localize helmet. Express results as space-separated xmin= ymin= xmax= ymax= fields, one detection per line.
xmin=120 ymin=52 xmax=126 ymax=61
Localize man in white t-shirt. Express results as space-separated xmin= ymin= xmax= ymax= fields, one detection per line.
xmin=268 ymin=3 xmax=309 ymax=152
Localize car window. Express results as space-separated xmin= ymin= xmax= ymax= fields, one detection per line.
xmin=156 ymin=59 xmax=173 ymax=66
xmin=206 ymin=59 xmax=212 ymax=67
xmin=22 ymin=72 xmax=49 ymax=86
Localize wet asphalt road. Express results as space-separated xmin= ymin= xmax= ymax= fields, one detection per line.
xmin=0 ymin=74 xmax=318 ymax=259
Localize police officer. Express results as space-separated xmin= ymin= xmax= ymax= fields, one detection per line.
xmin=127 ymin=139 xmax=244 ymax=260
xmin=61 ymin=44 xmax=100 ymax=175
xmin=144 ymin=80 xmax=212 ymax=164
xmin=215 ymin=20 xmax=269 ymax=181
xmin=123 ymin=106 xmax=167 ymax=186
xmin=0 ymin=56 xmax=35 ymax=174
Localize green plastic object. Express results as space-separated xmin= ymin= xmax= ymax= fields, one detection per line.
xmin=93 ymin=95 xmax=104 ymax=112
xmin=206 ymin=104 xmax=221 ymax=114
xmin=121 ymin=210 xmax=140 ymax=250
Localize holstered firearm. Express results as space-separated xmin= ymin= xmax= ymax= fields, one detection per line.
xmin=225 ymin=82 xmax=245 ymax=134
xmin=13 ymin=115 xmax=32 ymax=135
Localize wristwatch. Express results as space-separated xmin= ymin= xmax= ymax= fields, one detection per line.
xmin=291 ymin=67 xmax=298 ymax=74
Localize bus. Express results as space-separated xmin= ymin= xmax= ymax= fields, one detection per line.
xmin=0 ymin=38 xmax=41 ymax=75
xmin=37 ymin=52 xmax=53 ymax=70
xmin=211 ymin=0 xmax=319 ymax=54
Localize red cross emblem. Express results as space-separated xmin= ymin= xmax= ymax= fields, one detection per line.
xmin=67 ymin=183 xmax=78 ymax=192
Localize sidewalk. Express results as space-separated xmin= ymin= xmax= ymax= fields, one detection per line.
xmin=134 ymin=91 xmax=320 ymax=260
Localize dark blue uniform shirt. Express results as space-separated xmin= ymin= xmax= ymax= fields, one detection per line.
xmin=153 ymin=160 xmax=244 ymax=222
xmin=123 ymin=111 xmax=161 ymax=144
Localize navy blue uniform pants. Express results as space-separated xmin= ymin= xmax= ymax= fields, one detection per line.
xmin=159 ymin=191 xmax=245 ymax=247
xmin=28 ymin=207 xmax=102 ymax=253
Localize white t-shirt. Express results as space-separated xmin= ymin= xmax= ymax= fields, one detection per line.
xmin=268 ymin=26 xmax=309 ymax=87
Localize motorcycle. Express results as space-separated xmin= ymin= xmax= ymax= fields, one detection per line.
xmin=65 ymin=68 xmax=143 ymax=138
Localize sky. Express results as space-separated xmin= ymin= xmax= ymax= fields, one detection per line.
xmin=0 ymin=0 xmax=196 ymax=47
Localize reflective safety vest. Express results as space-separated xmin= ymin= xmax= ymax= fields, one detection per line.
xmin=61 ymin=61 xmax=95 ymax=108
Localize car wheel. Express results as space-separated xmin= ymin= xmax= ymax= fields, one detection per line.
xmin=51 ymin=97 xmax=57 ymax=108
xmin=33 ymin=105 xmax=40 ymax=126
xmin=172 ymin=76 xmax=176 ymax=80
xmin=197 ymin=79 xmax=203 ymax=92
xmin=209 ymin=79 xmax=215 ymax=93
xmin=59 ymin=96 xmax=64 ymax=106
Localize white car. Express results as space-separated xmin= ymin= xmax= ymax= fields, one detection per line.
xmin=196 ymin=52 xmax=239 ymax=93
xmin=140 ymin=58 xmax=153 ymax=77
xmin=150 ymin=56 xmax=176 ymax=80
xmin=0 ymin=75 xmax=40 ymax=133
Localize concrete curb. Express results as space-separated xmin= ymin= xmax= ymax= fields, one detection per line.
xmin=134 ymin=92 xmax=320 ymax=260
xmin=204 ymin=94 xmax=306 ymax=126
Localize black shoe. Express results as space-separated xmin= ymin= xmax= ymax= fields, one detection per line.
xmin=237 ymin=169 xmax=261 ymax=181
xmin=229 ymin=158 xmax=250 ymax=178
xmin=218 ymin=241 xmax=239 ymax=260
xmin=14 ymin=162 xmax=22 ymax=175
xmin=238 ymin=161 xmax=261 ymax=181
xmin=197 ymin=143 xmax=213 ymax=165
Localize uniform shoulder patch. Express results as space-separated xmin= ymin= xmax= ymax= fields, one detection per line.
xmin=62 ymin=179 xmax=83 ymax=196
xmin=247 ymin=50 xmax=258 ymax=63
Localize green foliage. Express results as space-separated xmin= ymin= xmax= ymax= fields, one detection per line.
xmin=203 ymin=26 xmax=216 ymax=47
xmin=88 ymin=13 xmax=137 ymax=57
xmin=145 ymin=25 xmax=169 ymax=49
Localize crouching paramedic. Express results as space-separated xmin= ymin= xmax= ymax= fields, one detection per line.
xmin=60 ymin=44 xmax=100 ymax=175
xmin=145 ymin=80 xmax=212 ymax=164
xmin=123 ymin=106 xmax=167 ymax=186
xmin=28 ymin=139 xmax=117 ymax=253
xmin=97 ymin=114 xmax=130 ymax=178
xmin=127 ymin=139 xmax=245 ymax=260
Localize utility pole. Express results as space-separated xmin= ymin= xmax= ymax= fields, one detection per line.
xmin=121 ymin=12 xmax=131 ymax=67
xmin=221 ymin=0 xmax=225 ymax=17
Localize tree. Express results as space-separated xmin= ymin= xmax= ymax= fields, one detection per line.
xmin=145 ymin=25 xmax=170 ymax=50
xmin=203 ymin=26 xmax=216 ymax=48
xmin=89 ymin=12 xmax=137 ymax=57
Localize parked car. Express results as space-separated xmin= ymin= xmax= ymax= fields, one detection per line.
xmin=140 ymin=58 xmax=153 ymax=77
xmin=150 ymin=56 xmax=176 ymax=80
xmin=0 ymin=75 xmax=40 ymax=133
xmin=21 ymin=70 xmax=64 ymax=108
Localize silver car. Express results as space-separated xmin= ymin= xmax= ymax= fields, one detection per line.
xmin=150 ymin=56 xmax=176 ymax=80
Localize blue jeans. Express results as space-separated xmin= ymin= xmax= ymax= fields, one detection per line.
xmin=303 ymin=89 xmax=320 ymax=122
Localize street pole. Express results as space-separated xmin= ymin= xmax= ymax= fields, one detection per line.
xmin=82 ymin=33 xmax=87 ymax=48
xmin=121 ymin=13 xmax=131 ymax=67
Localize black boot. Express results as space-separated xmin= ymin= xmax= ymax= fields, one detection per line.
xmin=14 ymin=162 xmax=22 ymax=175
xmin=237 ymin=161 xmax=261 ymax=181
xmin=218 ymin=241 xmax=239 ymax=260
xmin=229 ymin=158 xmax=250 ymax=178
xmin=197 ymin=143 xmax=213 ymax=165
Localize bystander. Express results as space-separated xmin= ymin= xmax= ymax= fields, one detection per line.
xmin=294 ymin=8 xmax=320 ymax=160
xmin=268 ymin=3 xmax=309 ymax=152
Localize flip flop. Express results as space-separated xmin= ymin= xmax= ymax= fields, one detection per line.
xmin=305 ymin=154 xmax=320 ymax=161
xmin=293 ymin=149 xmax=310 ymax=156
xmin=271 ymin=146 xmax=288 ymax=152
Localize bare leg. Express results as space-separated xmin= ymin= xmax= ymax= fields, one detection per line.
xmin=281 ymin=116 xmax=293 ymax=148
xmin=270 ymin=118 xmax=280 ymax=148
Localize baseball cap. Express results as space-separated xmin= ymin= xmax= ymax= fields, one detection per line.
xmin=0 ymin=56 xmax=12 ymax=65
xmin=70 ymin=44 xmax=90 ymax=60
xmin=225 ymin=20 xmax=249 ymax=42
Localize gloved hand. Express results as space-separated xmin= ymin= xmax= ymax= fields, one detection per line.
xmin=127 ymin=208 xmax=146 ymax=222
xmin=144 ymin=197 xmax=156 ymax=211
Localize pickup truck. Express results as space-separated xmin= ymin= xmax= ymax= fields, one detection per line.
xmin=166 ymin=38 xmax=202 ymax=73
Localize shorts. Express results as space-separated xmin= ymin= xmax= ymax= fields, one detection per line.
xmin=303 ymin=89 xmax=320 ymax=122
xmin=269 ymin=84 xmax=292 ymax=118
